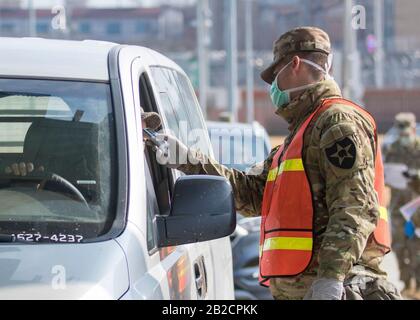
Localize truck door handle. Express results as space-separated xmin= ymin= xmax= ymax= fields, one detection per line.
xmin=194 ymin=256 xmax=207 ymax=299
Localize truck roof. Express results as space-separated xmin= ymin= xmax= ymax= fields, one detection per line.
xmin=0 ymin=37 xmax=119 ymax=81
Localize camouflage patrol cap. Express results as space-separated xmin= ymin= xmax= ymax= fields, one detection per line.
xmin=140 ymin=107 xmax=162 ymax=130
xmin=395 ymin=112 xmax=416 ymax=132
xmin=261 ymin=26 xmax=332 ymax=84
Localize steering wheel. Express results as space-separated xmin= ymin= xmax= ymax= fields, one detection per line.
xmin=0 ymin=172 xmax=91 ymax=210
xmin=38 ymin=173 xmax=89 ymax=208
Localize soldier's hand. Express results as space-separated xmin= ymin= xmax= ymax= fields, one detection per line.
xmin=4 ymin=162 xmax=44 ymax=177
xmin=303 ymin=278 xmax=345 ymax=300
xmin=153 ymin=133 xmax=189 ymax=169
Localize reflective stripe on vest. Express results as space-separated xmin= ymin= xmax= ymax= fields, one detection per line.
xmin=264 ymin=236 xmax=312 ymax=251
xmin=379 ymin=207 xmax=388 ymax=222
xmin=259 ymin=208 xmax=388 ymax=257
xmin=258 ymin=98 xmax=391 ymax=287
xmin=267 ymin=159 xmax=304 ymax=182
xmin=259 ymin=236 xmax=312 ymax=258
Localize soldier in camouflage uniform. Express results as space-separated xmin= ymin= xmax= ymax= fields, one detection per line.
xmin=407 ymin=171 xmax=420 ymax=229
xmin=405 ymin=171 xmax=420 ymax=299
xmin=410 ymin=170 xmax=420 ymax=230
xmin=151 ymin=27 xmax=401 ymax=300
xmin=413 ymin=210 xmax=420 ymax=229
xmin=383 ymin=113 xmax=420 ymax=294
xmin=405 ymin=169 xmax=420 ymax=226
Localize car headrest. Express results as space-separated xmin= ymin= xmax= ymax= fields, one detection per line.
xmin=23 ymin=118 xmax=99 ymax=180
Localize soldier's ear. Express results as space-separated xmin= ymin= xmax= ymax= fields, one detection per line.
xmin=291 ymin=55 xmax=301 ymax=71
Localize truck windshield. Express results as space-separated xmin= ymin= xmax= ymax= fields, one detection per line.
xmin=0 ymin=79 xmax=117 ymax=243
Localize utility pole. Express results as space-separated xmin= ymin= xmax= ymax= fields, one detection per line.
xmin=225 ymin=0 xmax=238 ymax=122
xmin=245 ymin=0 xmax=254 ymax=124
xmin=374 ymin=0 xmax=384 ymax=88
xmin=64 ymin=0 xmax=72 ymax=39
xmin=28 ymin=0 xmax=37 ymax=37
xmin=197 ymin=0 xmax=209 ymax=118
xmin=342 ymin=0 xmax=362 ymax=103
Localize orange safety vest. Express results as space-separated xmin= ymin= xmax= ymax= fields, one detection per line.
xmin=259 ymin=98 xmax=391 ymax=287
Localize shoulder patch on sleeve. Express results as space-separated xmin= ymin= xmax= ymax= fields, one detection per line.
xmin=320 ymin=122 xmax=357 ymax=149
xmin=318 ymin=110 xmax=375 ymax=175
xmin=320 ymin=122 xmax=362 ymax=171
xmin=325 ymin=137 xmax=357 ymax=169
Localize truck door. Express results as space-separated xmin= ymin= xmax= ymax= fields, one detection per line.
xmin=148 ymin=66 xmax=234 ymax=299
xmin=145 ymin=65 xmax=216 ymax=299
xmin=127 ymin=56 xmax=211 ymax=299
xmin=169 ymin=69 xmax=235 ymax=299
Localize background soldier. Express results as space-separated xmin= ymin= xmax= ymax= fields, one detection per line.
xmin=410 ymin=171 xmax=420 ymax=230
xmin=403 ymin=169 xmax=420 ymax=299
xmin=384 ymin=113 xmax=420 ymax=296
xmin=151 ymin=27 xmax=401 ymax=300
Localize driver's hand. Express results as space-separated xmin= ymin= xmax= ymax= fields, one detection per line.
xmin=5 ymin=162 xmax=44 ymax=176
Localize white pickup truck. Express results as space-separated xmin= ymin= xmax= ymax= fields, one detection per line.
xmin=0 ymin=38 xmax=235 ymax=300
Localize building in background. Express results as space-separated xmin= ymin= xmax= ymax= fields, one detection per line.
xmin=394 ymin=0 xmax=420 ymax=51
xmin=0 ymin=5 xmax=192 ymax=50
xmin=0 ymin=0 xmax=418 ymax=134
xmin=0 ymin=0 xmax=24 ymax=8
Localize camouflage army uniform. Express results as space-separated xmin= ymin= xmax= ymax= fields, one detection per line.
xmin=413 ymin=209 xmax=420 ymax=229
xmin=383 ymin=136 xmax=420 ymax=290
xmin=408 ymin=174 xmax=420 ymax=270
xmin=411 ymin=172 xmax=420 ymax=228
xmin=179 ymin=79 xmax=400 ymax=300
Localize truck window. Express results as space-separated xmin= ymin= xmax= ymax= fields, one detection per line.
xmin=150 ymin=66 xmax=210 ymax=154
xmin=148 ymin=67 xmax=180 ymax=137
xmin=172 ymin=70 xmax=211 ymax=156
xmin=139 ymin=72 xmax=172 ymax=216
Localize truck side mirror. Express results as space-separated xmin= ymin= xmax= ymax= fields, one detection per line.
xmin=156 ymin=176 xmax=236 ymax=247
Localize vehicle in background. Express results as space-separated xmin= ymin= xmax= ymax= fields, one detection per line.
xmin=207 ymin=120 xmax=273 ymax=300
xmin=0 ymin=38 xmax=236 ymax=300
xmin=382 ymin=123 xmax=420 ymax=152
xmin=207 ymin=121 xmax=271 ymax=172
